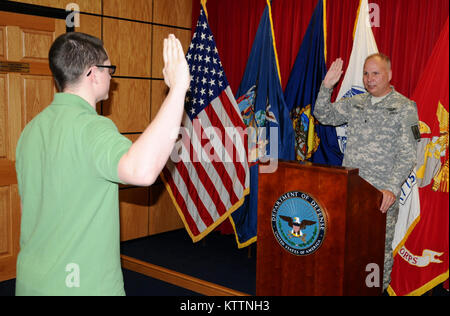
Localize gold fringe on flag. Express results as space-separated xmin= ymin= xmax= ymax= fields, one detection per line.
xmin=201 ymin=0 xmax=208 ymax=18
xmin=433 ymin=101 xmax=449 ymax=192
xmin=432 ymin=159 xmax=449 ymax=192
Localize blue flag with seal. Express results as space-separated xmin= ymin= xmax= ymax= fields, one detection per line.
xmin=229 ymin=0 xmax=296 ymax=248
xmin=284 ymin=0 xmax=343 ymax=166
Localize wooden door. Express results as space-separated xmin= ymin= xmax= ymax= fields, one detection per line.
xmin=0 ymin=11 xmax=63 ymax=282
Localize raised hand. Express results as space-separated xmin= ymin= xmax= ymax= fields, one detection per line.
xmin=162 ymin=34 xmax=190 ymax=92
xmin=323 ymin=58 xmax=344 ymax=89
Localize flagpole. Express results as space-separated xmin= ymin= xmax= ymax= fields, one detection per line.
xmin=323 ymin=0 xmax=327 ymax=62
xmin=266 ymin=0 xmax=282 ymax=87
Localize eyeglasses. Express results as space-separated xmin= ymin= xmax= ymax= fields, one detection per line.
xmin=86 ymin=65 xmax=116 ymax=76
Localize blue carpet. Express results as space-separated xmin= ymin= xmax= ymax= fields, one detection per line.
xmin=120 ymin=229 xmax=257 ymax=295
xmin=122 ymin=268 xmax=201 ymax=296
xmin=0 ymin=279 xmax=15 ymax=296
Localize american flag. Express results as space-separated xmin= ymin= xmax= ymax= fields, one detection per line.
xmin=161 ymin=8 xmax=249 ymax=242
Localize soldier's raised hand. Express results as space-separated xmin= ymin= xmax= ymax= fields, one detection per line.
xmin=323 ymin=58 xmax=344 ymax=89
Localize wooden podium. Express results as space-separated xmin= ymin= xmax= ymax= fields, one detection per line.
xmin=256 ymin=161 xmax=386 ymax=296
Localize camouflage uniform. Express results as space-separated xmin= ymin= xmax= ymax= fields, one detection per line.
xmin=314 ymin=84 xmax=419 ymax=290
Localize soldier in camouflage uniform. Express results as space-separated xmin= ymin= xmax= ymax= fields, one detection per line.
xmin=314 ymin=54 xmax=420 ymax=292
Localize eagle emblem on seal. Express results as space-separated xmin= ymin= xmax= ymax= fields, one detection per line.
xmin=279 ymin=216 xmax=316 ymax=242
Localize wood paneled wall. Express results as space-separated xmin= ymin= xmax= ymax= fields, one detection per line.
xmin=9 ymin=0 xmax=193 ymax=241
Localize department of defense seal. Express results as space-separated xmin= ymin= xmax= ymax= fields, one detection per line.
xmin=271 ymin=191 xmax=327 ymax=256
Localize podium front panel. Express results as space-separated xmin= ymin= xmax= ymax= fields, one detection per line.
xmin=256 ymin=161 xmax=384 ymax=296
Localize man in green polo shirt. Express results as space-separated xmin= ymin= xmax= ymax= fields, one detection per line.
xmin=15 ymin=32 xmax=190 ymax=296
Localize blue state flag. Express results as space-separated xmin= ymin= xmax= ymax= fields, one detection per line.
xmin=229 ymin=0 xmax=295 ymax=248
xmin=284 ymin=0 xmax=343 ymax=166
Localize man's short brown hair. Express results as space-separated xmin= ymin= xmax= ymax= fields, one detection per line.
xmin=49 ymin=32 xmax=108 ymax=91
xmin=365 ymin=53 xmax=391 ymax=70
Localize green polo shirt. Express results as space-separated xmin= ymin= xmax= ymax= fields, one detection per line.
xmin=15 ymin=93 xmax=132 ymax=296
